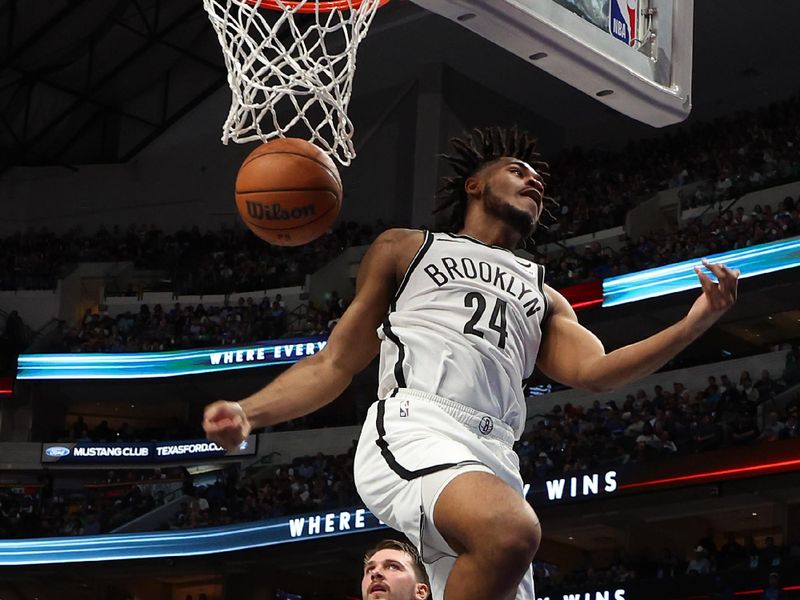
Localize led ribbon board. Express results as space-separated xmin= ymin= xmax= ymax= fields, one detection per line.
xmin=17 ymin=336 xmax=328 ymax=380
xmin=6 ymin=453 xmax=800 ymax=564
xmin=41 ymin=436 xmax=257 ymax=464
xmin=0 ymin=507 xmax=384 ymax=566
xmin=602 ymin=236 xmax=800 ymax=307
xmin=528 ymin=440 xmax=800 ymax=505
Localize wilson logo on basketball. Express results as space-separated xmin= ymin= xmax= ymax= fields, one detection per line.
xmin=245 ymin=201 xmax=316 ymax=221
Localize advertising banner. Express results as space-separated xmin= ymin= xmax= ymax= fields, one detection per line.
xmin=41 ymin=436 xmax=257 ymax=464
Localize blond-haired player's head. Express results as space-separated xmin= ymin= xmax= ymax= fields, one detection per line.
xmin=362 ymin=539 xmax=430 ymax=600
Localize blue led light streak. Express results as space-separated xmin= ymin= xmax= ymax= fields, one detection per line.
xmin=17 ymin=336 xmax=328 ymax=380
xmin=0 ymin=507 xmax=385 ymax=565
xmin=603 ymin=237 xmax=800 ymax=307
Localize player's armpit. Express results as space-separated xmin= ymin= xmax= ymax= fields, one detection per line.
xmin=321 ymin=228 xmax=416 ymax=377
xmin=237 ymin=228 xmax=421 ymax=428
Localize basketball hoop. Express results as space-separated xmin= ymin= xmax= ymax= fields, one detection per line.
xmin=203 ymin=0 xmax=390 ymax=166
xmin=256 ymin=0 xmax=385 ymax=12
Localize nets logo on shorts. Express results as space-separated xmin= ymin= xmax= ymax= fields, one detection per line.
xmin=478 ymin=416 xmax=494 ymax=435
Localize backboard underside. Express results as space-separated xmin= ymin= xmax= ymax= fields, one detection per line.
xmin=411 ymin=0 xmax=693 ymax=128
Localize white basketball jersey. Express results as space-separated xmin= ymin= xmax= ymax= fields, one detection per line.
xmin=377 ymin=231 xmax=548 ymax=438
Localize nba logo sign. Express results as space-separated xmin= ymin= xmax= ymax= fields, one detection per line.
xmin=399 ymin=400 xmax=410 ymax=418
xmin=610 ymin=0 xmax=637 ymax=47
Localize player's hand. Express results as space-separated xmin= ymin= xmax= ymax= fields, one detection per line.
xmin=203 ymin=400 xmax=251 ymax=450
xmin=686 ymin=259 xmax=740 ymax=333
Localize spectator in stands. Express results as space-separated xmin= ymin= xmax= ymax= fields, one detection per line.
xmin=692 ymin=414 xmax=722 ymax=452
xmin=784 ymin=344 xmax=800 ymax=386
xmin=718 ymin=533 xmax=746 ymax=571
xmin=704 ymin=376 xmax=721 ymax=405
xmin=783 ymin=408 xmax=800 ymax=440
xmin=738 ymin=371 xmax=761 ymax=405
xmin=760 ymin=412 xmax=787 ymax=442
xmin=760 ymin=536 xmax=782 ymax=570
xmin=763 ymin=572 xmax=786 ymax=600
xmin=730 ymin=413 xmax=759 ymax=444
xmin=686 ymin=546 xmax=712 ymax=575
xmin=745 ymin=535 xmax=761 ymax=569
xmin=655 ymin=548 xmax=679 ymax=579
xmin=696 ymin=528 xmax=719 ymax=563
xmin=658 ymin=431 xmax=677 ymax=455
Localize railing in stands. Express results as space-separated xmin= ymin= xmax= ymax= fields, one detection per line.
xmin=109 ymin=480 xmax=186 ymax=534
xmin=242 ymin=450 xmax=282 ymax=479
xmin=23 ymin=317 xmax=63 ymax=353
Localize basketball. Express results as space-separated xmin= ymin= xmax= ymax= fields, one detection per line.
xmin=235 ymin=138 xmax=343 ymax=247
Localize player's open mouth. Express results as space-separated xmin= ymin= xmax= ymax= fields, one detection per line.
xmin=369 ymin=584 xmax=388 ymax=594
xmin=520 ymin=188 xmax=543 ymax=208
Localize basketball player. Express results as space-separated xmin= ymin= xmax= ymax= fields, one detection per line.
xmin=362 ymin=539 xmax=431 ymax=600
xmin=204 ymin=127 xmax=739 ymax=600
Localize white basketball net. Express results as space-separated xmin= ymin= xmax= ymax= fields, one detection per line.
xmin=203 ymin=0 xmax=385 ymax=166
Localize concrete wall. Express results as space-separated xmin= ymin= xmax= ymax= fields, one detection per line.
xmin=256 ymin=425 xmax=362 ymax=465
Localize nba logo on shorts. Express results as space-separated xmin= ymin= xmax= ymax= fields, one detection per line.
xmin=610 ymin=0 xmax=637 ymax=47
xmin=478 ymin=416 xmax=494 ymax=435
xmin=399 ymin=400 xmax=410 ymax=418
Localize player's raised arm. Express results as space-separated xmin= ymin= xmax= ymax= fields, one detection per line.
xmin=203 ymin=229 xmax=414 ymax=449
xmin=536 ymin=259 xmax=740 ymax=393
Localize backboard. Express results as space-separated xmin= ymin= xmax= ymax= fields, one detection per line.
xmin=410 ymin=0 xmax=693 ymax=127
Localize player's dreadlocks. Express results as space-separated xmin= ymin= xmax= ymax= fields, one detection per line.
xmin=434 ymin=126 xmax=554 ymax=245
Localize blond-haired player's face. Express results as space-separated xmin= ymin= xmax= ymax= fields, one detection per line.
xmin=362 ymin=549 xmax=428 ymax=600
xmin=472 ymin=157 xmax=545 ymax=238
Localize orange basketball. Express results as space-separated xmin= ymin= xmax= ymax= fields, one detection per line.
xmin=235 ymin=138 xmax=342 ymax=247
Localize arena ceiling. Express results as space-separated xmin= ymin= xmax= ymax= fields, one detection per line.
xmin=0 ymin=0 xmax=798 ymax=177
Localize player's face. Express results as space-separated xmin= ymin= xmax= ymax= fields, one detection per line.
xmin=362 ymin=549 xmax=426 ymax=600
xmin=480 ymin=157 xmax=545 ymax=237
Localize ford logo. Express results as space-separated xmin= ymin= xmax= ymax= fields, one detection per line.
xmin=45 ymin=446 xmax=71 ymax=457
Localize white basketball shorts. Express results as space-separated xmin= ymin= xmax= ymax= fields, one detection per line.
xmin=353 ymin=387 xmax=535 ymax=600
